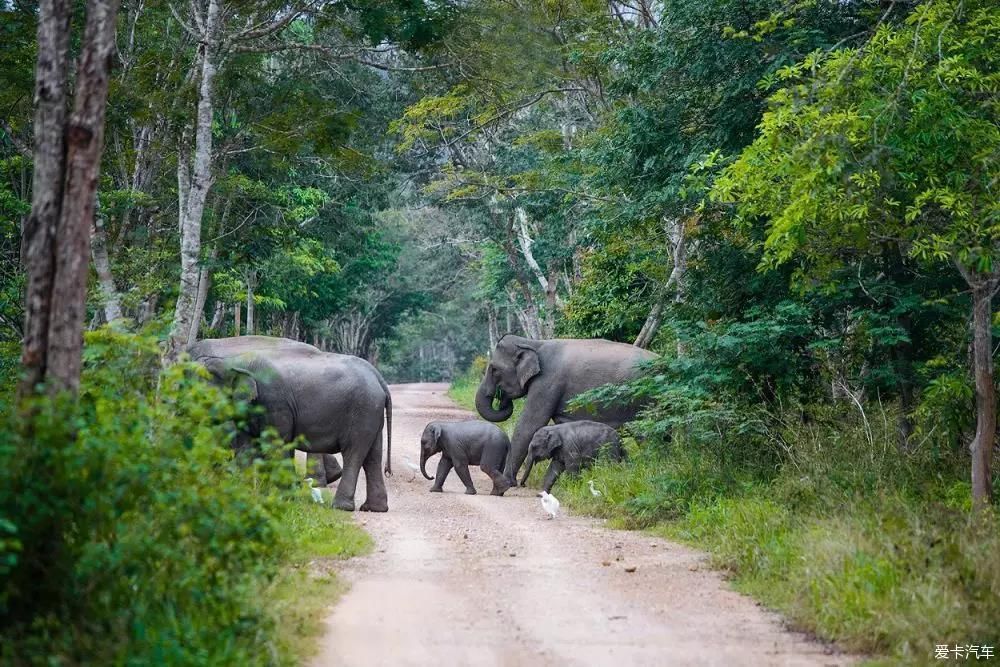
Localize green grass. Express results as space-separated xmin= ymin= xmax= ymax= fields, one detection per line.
xmin=268 ymin=498 xmax=372 ymax=663
xmin=450 ymin=377 xmax=1000 ymax=665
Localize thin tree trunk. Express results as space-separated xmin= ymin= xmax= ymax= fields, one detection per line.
xmin=187 ymin=246 xmax=216 ymax=345
xmin=633 ymin=299 xmax=663 ymax=349
xmin=970 ymin=279 xmax=996 ymax=511
xmin=167 ymin=0 xmax=219 ymax=359
xmin=634 ymin=217 xmax=687 ymax=350
xmin=245 ymin=268 xmax=256 ymax=335
xmin=47 ymin=0 xmax=121 ymax=391
xmin=90 ymin=215 xmax=122 ymax=323
xmin=233 ymin=301 xmax=241 ymax=336
xmin=209 ymin=300 xmax=225 ymax=330
xmin=18 ymin=0 xmax=71 ymax=397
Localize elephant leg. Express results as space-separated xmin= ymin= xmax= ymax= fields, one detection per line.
xmin=323 ymin=454 xmax=343 ymax=483
xmin=452 ymin=462 xmax=477 ymax=495
xmin=518 ymin=456 xmax=536 ymax=487
xmin=541 ymin=459 xmax=565 ymax=493
xmin=333 ymin=446 xmax=364 ymax=512
xmin=505 ymin=395 xmax=558 ymax=485
xmin=359 ymin=429 xmax=388 ymax=513
xmin=307 ymin=452 xmax=329 ymax=485
xmin=430 ymin=456 xmax=452 ymax=492
xmin=480 ymin=440 xmax=509 ymax=495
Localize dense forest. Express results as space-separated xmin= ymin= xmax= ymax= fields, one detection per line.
xmin=1 ymin=0 xmax=998 ymax=664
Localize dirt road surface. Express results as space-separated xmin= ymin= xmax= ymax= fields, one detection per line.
xmin=310 ymin=383 xmax=850 ymax=667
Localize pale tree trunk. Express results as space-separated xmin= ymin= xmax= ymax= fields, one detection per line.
xmin=187 ymin=261 xmax=212 ymax=344
xmin=634 ymin=216 xmax=688 ymax=350
xmin=20 ymin=0 xmax=120 ymax=396
xmin=245 ymin=268 xmax=257 ymax=335
xmin=167 ymin=0 xmax=220 ymax=359
xmin=487 ymin=303 xmax=499 ymax=350
xmin=19 ymin=0 xmax=71 ymax=396
xmin=967 ymin=274 xmax=998 ymax=511
xmin=90 ymin=215 xmax=122 ymax=323
xmin=209 ymin=301 xmax=225 ymax=330
xmin=233 ymin=301 xmax=241 ymax=336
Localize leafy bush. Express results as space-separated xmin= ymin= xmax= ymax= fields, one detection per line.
xmin=0 ymin=329 xmax=369 ymax=665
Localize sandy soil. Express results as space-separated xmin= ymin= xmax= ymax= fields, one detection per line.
xmin=309 ymin=383 xmax=852 ymax=667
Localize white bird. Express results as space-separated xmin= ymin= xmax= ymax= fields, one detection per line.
xmin=588 ymin=480 xmax=602 ymax=498
xmin=402 ymin=456 xmax=421 ymax=481
xmin=306 ymin=478 xmax=324 ymax=504
xmin=540 ymin=491 xmax=560 ymax=519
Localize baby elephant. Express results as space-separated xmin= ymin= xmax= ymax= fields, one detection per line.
xmin=521 ymin=421 xmax=627 ymax=492
xmin=420 ymin=421 xmax=511 ymax=495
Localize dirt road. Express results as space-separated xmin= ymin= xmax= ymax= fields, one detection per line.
xmin=310 ymin=383 xmax=849 ymax=667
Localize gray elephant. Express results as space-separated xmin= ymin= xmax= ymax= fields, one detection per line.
xmin=475 ymin=335 xmax=656 ymax=489
xmin=187 ymin=336 xmax=392 ymax=512
xmin=520 ymin=421 xmax=626 ymax=492
xmin=419 ymin=421 xmax=511 ymax=495
xmin=188 ymin=336 xmax=342 ymax=484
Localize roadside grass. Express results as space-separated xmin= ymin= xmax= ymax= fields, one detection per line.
xmin=450 ymin=378 xmax=1000 ymax=665
xmin=0 ymin=331 xmax=371 ymax=665
xmin=268 ymin=499 xmax=372 ymax=663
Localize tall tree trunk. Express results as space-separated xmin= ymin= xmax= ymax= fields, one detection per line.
xmin=19 ymin=0 xmax=71 ymax=397
xmin=969 ymin=278 xmax=996 ymax=511
xmin=634 ymin=217 xmax=688 ymax=350
xmin=167 ymin=0 xmax=219 ymax=359
xmin=46 ymin=0 xmax=121 ymax=391
xmin=209 ymin=300 xmax=225 ymax=330
xmin=245 ymin=268 xmax=256 ymax=335
xmin=20 ymin=0 xmax=120 ymax=396
xmin=90 ymin=215 xmax=122 ymax=323
xmin=187 ymin=245 xmax=216 ymax=344
xmin=233 ymin=300 xmax=241 ymax=336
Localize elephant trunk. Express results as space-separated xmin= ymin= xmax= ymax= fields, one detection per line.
xmin=419 ymin=448 xmax=434 ymax=480
xmin=475 ymin=377 xmax=514 ymax=422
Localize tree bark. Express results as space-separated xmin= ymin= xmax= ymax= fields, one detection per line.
xmin=245 ymin=268 xmax=256 ymax=335
xmin=970 ymin=278 xmax=996 ymax=511
xmin=19 ymin=0 xmax=71 ymax=397
xmin=46 ymin=0 xmax=121 ymax=392
xmin=209 ymin=300 xmax=225 ymax=330
xmin=90 ymin=215 xmax=122 ymax=323
xmin=167 ymin=0 xmax=220 ymax=359
xmin=634 ymin=216 xmax=687 ymax=350
xmin=187 ymin=245 xmax=216 ymax=344
xmin=233 ymin=300 xmax=241 ymax=336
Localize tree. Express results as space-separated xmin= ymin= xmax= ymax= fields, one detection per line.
xmin=714 ymin=0 xmax=1000 ymax=509
xmin=20 ymin=0 xmax=121 ymax=396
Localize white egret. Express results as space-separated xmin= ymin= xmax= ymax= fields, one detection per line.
xmin=402 ymin=456 xmax=421 ymax=481
xmin=588 ymin=480 xmax=602 ymax=497
xmin=306 ymin=478 xmax=324 ymax=504
xmin=540 ymin=491 xmax=560 ymax=519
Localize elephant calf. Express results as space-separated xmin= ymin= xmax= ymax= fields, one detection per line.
xmin=521 ymin=421 xmax=626 ymax=493
xmin=420 ymin=421 xmax=511 ymax=495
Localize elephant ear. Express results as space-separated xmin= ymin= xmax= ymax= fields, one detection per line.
xmin=430 ymin=423 xmax=442 ymax=443
xmin=514 ymin=344 xmax=541 ymax=389
xmin=229 ymin=367 xmax=259 ymax=403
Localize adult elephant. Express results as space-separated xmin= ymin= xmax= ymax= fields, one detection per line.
xmin=187 ymin=336 xmax=392 ymax=512
xmin=187 ymin=336 xmax=343 ymax=484
xmin=475 ymin=335 xmax=656 ymax=488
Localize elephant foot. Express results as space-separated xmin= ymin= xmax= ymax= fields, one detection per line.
xmin=333 ymin=497 xmax=355 ymax=512
xmin=464 ymin=488 xmax=477 ymax=495
xmin=359 ymin=499 xmax=388 ymax=512
xmin=492 ymin=477 xmax=512 ymax=496
xmin=429 ymin=486 xmax=443 ymax=493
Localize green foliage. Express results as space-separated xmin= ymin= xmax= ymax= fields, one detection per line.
xmin=0 ymin=330 xmax=369 ymax=665
xmin=554 ymin=405 xmax=999 ymax=662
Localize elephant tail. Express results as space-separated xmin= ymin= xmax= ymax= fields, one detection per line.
xmin=373 ymin=370 xmax=392 ymax=476
xmin=384 ymin=388 xmax=392 ymax=476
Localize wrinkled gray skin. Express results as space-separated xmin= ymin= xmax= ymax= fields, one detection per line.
xmin=476 ymin=335 xmax=656 ymax=489
xmin=187 ymin=337 xmax=343 ymax=484
xmin=187 ymin=336 xmax=392 ymax=512
xmin=521 ymin=421 xmax=626 ymax=493
xmin=420 ymin=420 xmax=511 ymax=495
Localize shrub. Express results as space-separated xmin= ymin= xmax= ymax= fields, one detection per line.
xmin=0 ymin=329 xmax=366 ymax=665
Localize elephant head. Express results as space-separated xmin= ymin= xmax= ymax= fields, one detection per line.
xmin=198 ymin=356 xmax=261 ymax=451
xmin=475 ymin=335 xmax=541 ymax=422
xmin=527 ymin=428 xmax=560 ymax=462
xmin=419 ymin=423 xmax=442 ymax=480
